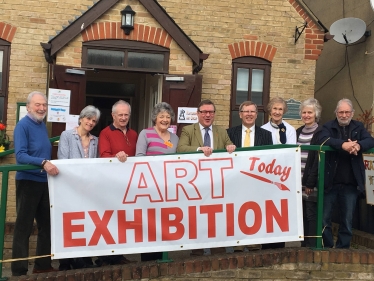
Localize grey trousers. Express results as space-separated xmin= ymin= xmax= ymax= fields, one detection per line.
xmin=11 ymin=180 xmax=52 ymax=276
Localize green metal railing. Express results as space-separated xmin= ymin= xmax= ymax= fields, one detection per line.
xmin=0 ymin=142 xmax=373 ymax=279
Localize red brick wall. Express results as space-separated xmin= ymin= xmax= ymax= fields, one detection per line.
xmin=11 ymin=248 xmax=374 ymax=280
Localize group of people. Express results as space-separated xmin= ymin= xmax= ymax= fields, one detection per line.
xmin=11 ymin=90 xmax=374 ymax=276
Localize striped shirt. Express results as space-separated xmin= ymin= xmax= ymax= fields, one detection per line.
xmin=136 ymin=127 xmax=179 ymax=156
xmin=297 ymin=123 xmax=318 ymax=176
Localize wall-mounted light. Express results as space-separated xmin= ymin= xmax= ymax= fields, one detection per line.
xmin=121 ymin=5 xmax=136 ymax=35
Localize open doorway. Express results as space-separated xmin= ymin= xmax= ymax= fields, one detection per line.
xmin=85 ymin=70 xmax=162 ymax=137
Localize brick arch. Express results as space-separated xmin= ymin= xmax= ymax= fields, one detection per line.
xmin=288 ymin=0 xmax=324 ymax=60
xmin=228 ymin=40 xmax=277 ymax=62
xmin=0 ymin=22 xmax=17 ymax=42
xmin=81 ymin=22 xmax=172 ymax=48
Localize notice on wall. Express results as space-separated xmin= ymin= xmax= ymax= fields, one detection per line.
xmin=177 ymin=107 xmax=198 ymax=124
xmin=47 ymin=106 xmax=69 ymax=123
xmin=364 ymin=154 xmax=374 ymax=205
xmin=65 ymin=115 xmax=79 ymax=130
xmin=48 ymin=88 xmax=71 ymax=107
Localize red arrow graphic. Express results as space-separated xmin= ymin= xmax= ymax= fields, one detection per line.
xmin=240 ymin=171 xmax=290 ymax=191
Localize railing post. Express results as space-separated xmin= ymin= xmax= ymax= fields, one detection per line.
xmin=315 ymin=150 xmax=325 ymax=250
xmin=0 ymin=170 xmax=9 ymax=281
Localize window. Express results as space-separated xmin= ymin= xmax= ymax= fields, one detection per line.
xmin=82 ymin=40 xmax=169 ymax=73
xmin=0 ymin=39 xmax=10 ymax=123
xmin=230 ymin=57 xmax=271 ymax=127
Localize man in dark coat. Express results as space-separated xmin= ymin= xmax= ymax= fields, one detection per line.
xmin=227 ymin=100 xmax=273 ymax=251
xmin=227 ymin=101 xmax=273 ymax=148
xmin=319 ymin=98 xmax=374 ymax=248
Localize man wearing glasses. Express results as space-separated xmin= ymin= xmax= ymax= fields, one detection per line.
xmin=97 ymin=100 xmax=138 ymax=265
xmin=319 ymin=98 xmax=374 ymax=249
xmin=177 ymin=99 xmax=236 ymax=156
xmin=227 ymin=100 xmax=273 ymax=149
xmin=226 ymin=100 xmax=272 ymax=252
xmin=177 ymin=99 xmax=235 ymax=256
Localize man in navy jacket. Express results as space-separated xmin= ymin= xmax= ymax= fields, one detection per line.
xmin=319 ymin=98 xmax=374 ymax=248
xmin=227 ymin=101 xmax=273 ymax=251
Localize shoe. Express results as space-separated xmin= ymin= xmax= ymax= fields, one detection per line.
xmin=32 ymin=267 xmax=58 ymax=274
xmin=113 ymin=257 xmax=136 ymax=265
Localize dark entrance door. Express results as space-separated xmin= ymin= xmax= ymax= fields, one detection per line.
xmin=162 ymin=74 xmax=202 ymax=136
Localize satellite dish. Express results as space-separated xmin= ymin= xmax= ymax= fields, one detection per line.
xmin=330 ymin=17 xmax=366 ymax=44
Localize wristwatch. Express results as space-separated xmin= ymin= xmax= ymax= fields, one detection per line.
xmin=41 ymin=159 xmax=48 ymax=168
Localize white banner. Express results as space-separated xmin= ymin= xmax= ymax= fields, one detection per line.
xmin=48 ymin=148 xmax=303 ymax=259
xmin=364 ymin=154 xmax=374 ymax=205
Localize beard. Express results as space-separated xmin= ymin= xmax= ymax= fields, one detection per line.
xmin=337 ymin=116 xmax=352 ymax=126
xmin=29 ymin=110 xmax=46 ymax=122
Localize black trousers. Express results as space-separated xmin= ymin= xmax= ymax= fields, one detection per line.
xmin=11 ymin=180 xmax=52 ymax=276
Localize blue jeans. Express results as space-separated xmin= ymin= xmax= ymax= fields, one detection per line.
xmin=322 ymin=184 xmax=359 ymax=248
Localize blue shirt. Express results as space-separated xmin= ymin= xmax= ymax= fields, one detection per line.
xmin=14 ymin=115 xmax=51 ymax=182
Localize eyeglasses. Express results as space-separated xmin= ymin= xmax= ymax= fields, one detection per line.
xmin=240 ymin=110 xmax=257 ymax=114
xmin=337 ymin=111 xmax=352 ymax=115
xmin=198 ymin=110 xmax=215 ymax=115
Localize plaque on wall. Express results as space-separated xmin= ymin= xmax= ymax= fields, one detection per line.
xmin=283 ymin=98 xmax=301 ymax=120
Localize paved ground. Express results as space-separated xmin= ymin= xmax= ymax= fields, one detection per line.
xmin=1 ymin=242 xmax=301 ymax=278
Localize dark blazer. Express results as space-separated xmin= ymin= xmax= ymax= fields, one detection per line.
xmin=319 ymin=119 xmax=374 ymax=192
xmin=296 ymin=125 xmax=323 ymax=189
xmin=227 ymin=125 xmax=273 ymax=147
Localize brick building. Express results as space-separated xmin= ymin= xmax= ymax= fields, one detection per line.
xmin=0 ymin=0 xmax=326 ymax=222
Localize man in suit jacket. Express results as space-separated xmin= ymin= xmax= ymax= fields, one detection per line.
xmin=227 ymin=101 xmax=273 ymax=148
xmin=177 ymin=99 xmax=236 ymax=156
xmin=176 ymin=99 xmax=235 ymax=256
xmin=227 ymin=100 xmax=273 ymax=252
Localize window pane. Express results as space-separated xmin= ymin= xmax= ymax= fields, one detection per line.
xmin=236 ymin=68 xmax=249 ymax=104
xmin=256 ymin=111 xmax=265 ymax=126
xmin=251 ymin=69 xmax=264 ymax=105
xmin=87 ymin=49 xmax=124 ymax=66
xmin=0 ymin=50 xmax=3 ymax=91
xmin=231 ymin=111 xmax=241 ymax=127
xmin=128 ymin=52 xmax=164 ymax=71
xmin=86 ymin=81 xmax=135 ymax=97
xmin=0 ymin=97 xmax=4 ymax=121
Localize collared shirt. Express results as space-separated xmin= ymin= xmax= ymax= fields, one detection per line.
xmin=199 ymin=123 xmax=213 ymax=148
xmin=241 ymin=124 xmax=255 ymax=147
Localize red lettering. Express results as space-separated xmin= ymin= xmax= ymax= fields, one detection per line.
xmin=88 ymin=211 xmax=115 ymax=246
xmin=249 ymin=157 xmax=260 ymax=171
xmin=63 ymin=212 xmax=86 ymax=247
xmin=238 ymin=202 xmax=262 ymax=235
xmin=200 ymin=204 xmax=223 ymax=238
xmin=265 ymin=199 xmax=289 ymax=232
xmin=199 ymin=158 xmax=233 ymax=199
xmin=147 ymin=209 xmax=156 ymax=242
xmin=188 ymin=206 xmax=197 ymax=239
xmin=118 ymin=209 xmax=143 ymax=243
xmin=226 ymin=203 xmax=234 ymax=236
xmin=123 ymin=162 xmax=163 ymax=204
xmin=161 ymin=207 xmax=184 ymax=241
xmin=164 ymin=161 xmax=201 ymax=201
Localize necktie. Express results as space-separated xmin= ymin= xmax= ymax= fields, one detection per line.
xmin=203 ymin=127 xmax=211 ymax=147
xmin=278 ymin=123 xmax=287 ymax=144
xmin=244 ymin=129 xmax=251 ymax=147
